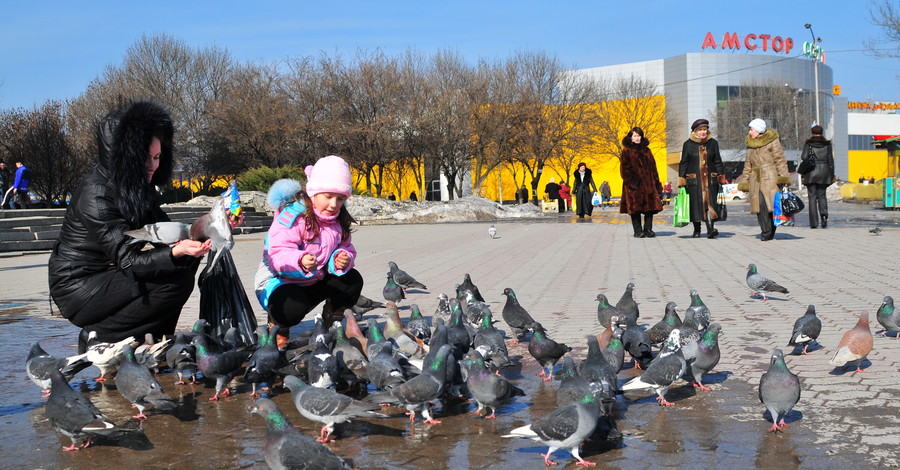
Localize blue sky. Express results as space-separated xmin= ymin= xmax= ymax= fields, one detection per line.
xmin=1 ymin=1 xmax=898 ymax=109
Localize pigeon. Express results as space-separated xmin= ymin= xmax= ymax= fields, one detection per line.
xmin=556 ymin=356 xmax=591 ymax=408
xmin=190 ymin=196 xmax=234 ymax=270
xmin=351 ymin=294 xmax=386 ymax=317
xmin=829 ymin=311 xmax=874 ymax=372
xmin=622 ymin=329 xmax=687 ymax=406
xmin=388 ymin=261 xmax=427 ymax=290
xmin=376 ymin=344 xmax=452 ymax=425
xmin=646 ymin=302 xmax=683 ymax=347
xmin=165 ymin=333 xmax=198 ymax=385
xmin=365 ymin=318 xmax=390 ymax=361
xmin=473 ymin=309 xmax=512 ymax=369
xmin=501 ymin=287 xmax=535 ymax=343
xmin=406 ymin=304 xmax=432 ymax=343
xmin=460 ymin=290 xmax=491 ymax=326
xmin=192 ymin=334 xmax=247 ymax=400
xmin=787 ymin=305 xmax=823 ymax=354
xmin=758 ymin=349 xmax=800 ymax=432
xmin=684 ymin=289 xmax=711 ymax=331
xmin=875 ymin=296 xmax=898 ymax=337
xmin=26 ymin=343 xmax=93 ymax=396
xmin=250 ymin=398 xmax=352 ymax=470
xmin=332 ymin=323 xmax=368 ymax=379
xmin=595 ymin=315 xmax=616 ymax=349
xmin=45 ymin=369 xmax=124 ymax=451
xmin=488 ymin=225 xmax=497 ymax=239
xmin=578 ymin=336 xmax=620 ymax=418
xmin=459 ymin=273 xmax=485 ymax=302
xmin=342 ymin=310 xmax=368 ymax=359
xmin=382 ymin=301 xmax=428 ymax=359
xmin=81 ymin=332 xmax=137 ymax=382
xmin=869 ymin=225 xmax=882 ymax=235
xmin=423 ymin=322 xmax=463 ymax=397
xmin=682 ymin=323 xmax=722 ymax=391
xmin=602 ymin=328 xmax=626 ymax=373
xmin=124 ymin=221 xmax=190 ymax=245
xmin=244 ymin=325 xmax=286 ymax=396
xmin=283 ymin=375 xmax=387 ymax=443
xmin=502 ymin=387 xmax=602 ymax=467
xmin=461 ymin=350 xmax=524 ymax=419
xmin=308 ymin=334 xmax=339 ymax=389
xmin=382 ymin=272 xmax=405 ymax=303
xmin=446 ymin=299 xmax=474 ymax=359
xmin=133 ymin=333 xmax=172 ymax=374
xmin=528 ymin=322 xmax=571 ymax=382
xmin=615 ymin=282 xmax=640 ymax=322
xmin=595 ymin=294 xmax=619 ymax=329
xmin=434 ymin=293 xmax=452 ymax=324
xmin=619 ymin=314 xmax=653 ymax=369
xmin=114 ymin=344 xmax=177 ymax=419
xmin=366 ymin=341 xmax=408 ymax=391
xmin=746 ymin=263 xmax=789 ymax=300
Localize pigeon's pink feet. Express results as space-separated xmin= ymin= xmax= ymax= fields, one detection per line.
xmin=777 ymin=419 xmax=789 ymax=429
xmin=406 ymin=411 xmax=416 ymax=422
xmin=853 ymin=367 xmax=867 ymax=373
xmin=693 ymin=382 xmax=711 ymax=392
xmin=542 ymin=376 xmax=552 ymax=382
xmin=576 ymin=459 xmax=597 ymax=467
xmin=484 ymin=411 xmax=496 ymax=420
xmin=541 ymin=454 xmax=558 ymax=466
xmin=93 ymin=376 xmax=107 ymax=383
xmin=209 ymin=393 xmax=221 ymax=401
xmin=656 ymin=396 xmax=675 ymax=407
xmin=41 ymin=389 xmax=51 ymax=398
xmin=424 ymin=418 xmax=442 ymax=425
xmin=767 ymin=423 xmax=780 ymax=432
xmin=537 ymin=370 xmax=546 ymax=377
xmin=62 ymin=444 xmax=80 ymax=451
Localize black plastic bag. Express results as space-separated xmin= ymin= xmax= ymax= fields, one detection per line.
xmin=198 ymin=250 xmax=258 ymax=347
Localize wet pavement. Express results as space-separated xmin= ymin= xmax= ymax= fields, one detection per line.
xmin=1 ymin=200 xmax=899 ymax=469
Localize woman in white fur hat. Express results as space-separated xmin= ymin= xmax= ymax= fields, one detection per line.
xmin=736 ymin=118 xmax=791 ymax=241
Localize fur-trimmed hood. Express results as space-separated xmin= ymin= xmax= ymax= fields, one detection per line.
xmin=805 ymin=134 xmax=831 ymax=147
xmin=745 ymin=129 xmax=780 ymax=149
xmin=622 ymin=134 xmax=650 ymax=149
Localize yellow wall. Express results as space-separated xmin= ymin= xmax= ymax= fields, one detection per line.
xmin=848 ymin=150 xmax=890 ymax=181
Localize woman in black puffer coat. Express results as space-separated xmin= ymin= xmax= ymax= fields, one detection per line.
xmin=800 ymin=125 xmax=835 ymax=229
xmin=48 ymin=101 xmax=212 ymax=353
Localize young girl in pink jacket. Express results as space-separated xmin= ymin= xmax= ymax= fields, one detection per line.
xmin=254 ymin=156 xmax=363 ymax=347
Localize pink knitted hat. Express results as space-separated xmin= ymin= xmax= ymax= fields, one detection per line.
xmin=305 ymin=155 xmax=352 ymax=198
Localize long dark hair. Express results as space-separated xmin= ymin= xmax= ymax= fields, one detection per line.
xmin=296 ymin=190 xmax=355 ymax=242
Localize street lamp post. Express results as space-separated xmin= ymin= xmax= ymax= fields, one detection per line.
xmin=804 ymin=23 xmax=822 ymax=125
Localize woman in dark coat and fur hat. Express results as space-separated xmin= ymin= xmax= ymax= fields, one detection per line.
xmin=620 ymin=127 xmax=663 ymax=237
xmin=801 ymin=125 xmax=835 ymax=228
xmin=573 ymin=162 xmax=597 ymax=218
xmin=678 ymin=118 xmax=726 ymax=238
xmin=48 ymin=100 xmax=213 ymax=353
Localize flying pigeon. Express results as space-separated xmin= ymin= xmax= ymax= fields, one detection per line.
xmin=758 ymin=349 xmax=800 ymax=432
xmin=829 ymin=311 xmax=874 ymax=372
xmin=501 ymin=287 xmax=535 ymax=343
xmin=283 ymin=375 xmax=387 ymax=443
xmin=26 ymin=343 xmax=93 ymax=396
xmin=615 ymin=282 xmax=640 ymax=322
xmin=192 ymin=334 xmax=247 ymax=400
xmin=684 ymin=289 xmax=711 ymax=331
xmin=81 ymin=332 xmax=137 ymax=382
xmin=875 ymin=296 xmax=898 ymax=337
xmin=622 ymin=329 xmax=687 ymax=407
xmin=502 ymin=387 xmax=602 ymax=467
xmin=376 ymin=344 xmax=452 ymax=425
xmin=406 ymin=304 xmax=432 ymax=343
xmin=682 ymin=323 xmax=722 ymax=391
xmin=250 ymin=398 xmax=352 ymax=469
xmin=459 ymin=273 xmax=485 ymax=302
xmin=124 ymin=221 xmax=190 ymax=245
xmin=787 ymin=305 xmax=822 ymax=354
xmin=746 ymin=263 xmax=789 ymax=300
xmin=646 ymin=302 xmax=683 ymax=347
xmin=351 ymin=294 xmax=386 ymax=317
xmin=528 ymin=322 xmax=571 ymax=382
xmin=388 ymin=261 xmax=427 ymax=291
xmin=45 ymin=369 xmax=124 ymax=451
xmin=488 ymin=225 xmax=497 ymax=239
xmin=114 ymin=344 xmax=177 ymax=419
xmin=595 ymin=294 xmax=619 ymax=329
xmin=190 ymin=196 xmax=234 ymax=270
xmin=461 ymin=350 xmax=524 ymax=419
xmin=382 ymin=272 xmax=405 ymax=303
xmin=165 ymin=333 xmax=198 ymax=385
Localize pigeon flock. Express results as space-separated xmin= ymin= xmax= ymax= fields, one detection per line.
xmin=27 ymin=256 xmax=898 ymax=468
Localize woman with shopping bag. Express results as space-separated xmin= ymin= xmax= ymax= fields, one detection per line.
xmin=735 ymin=118 xmax=791 ymax=241
xmin=678 ymin=119 xmax=726 ymax=239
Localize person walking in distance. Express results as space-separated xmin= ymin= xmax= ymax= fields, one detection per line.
xmin=800 ymin=125 xmax=835 ymax=229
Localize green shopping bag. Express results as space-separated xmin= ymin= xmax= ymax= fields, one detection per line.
xmin=673 ymin=187 xmax=690 ymax=227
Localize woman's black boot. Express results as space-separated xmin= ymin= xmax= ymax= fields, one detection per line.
xmin=706 ymin=221 xmax=718 ymax=239
xmin=692 ymin=221 xmax=701 ymax=238
xmin=631 ymin=214 xmax=645 ymax=238
xmin=643 ymin=214 xmax=655 ymax=237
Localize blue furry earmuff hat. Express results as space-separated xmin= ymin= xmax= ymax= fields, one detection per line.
xmin=267 ymin=179 xmax=303 ymax=212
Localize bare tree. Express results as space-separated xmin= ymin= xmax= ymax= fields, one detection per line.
xmin=867 ymin=0 xmax=900 ymax=59
xmin=281 ymin=56 xmax=334 ymax=165
xmin=714 ymin=78 xmax=814 ymax=151
xmin=587 ymin=75 xmax=667 ymax=164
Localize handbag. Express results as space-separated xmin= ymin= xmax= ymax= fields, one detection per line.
xmin=673 ymin=187 xmax=691 ymax=227
xmin=797 ymin=148 xmax=816 ymax=174
xmin=780 ymin=187 xmax=804 ymax=216
xmin=715 ymin=190 xmax=728 ymax=222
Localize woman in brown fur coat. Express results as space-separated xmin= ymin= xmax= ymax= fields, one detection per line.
xmin=620 ymin=127 xmax=663 ymax=237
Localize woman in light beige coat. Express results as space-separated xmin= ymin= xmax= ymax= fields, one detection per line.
xmin=737 ymin=118 xmax=791 ymax=241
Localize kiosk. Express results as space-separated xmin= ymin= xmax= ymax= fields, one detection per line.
xmin=873 ymin=136 xmax=900 ymax=209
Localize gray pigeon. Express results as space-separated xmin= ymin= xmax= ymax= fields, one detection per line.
xmin=406 ymin=304 xmax=432 ymax=343
xmin=376 ymin=344 xmax=452 ymax=425
xmin=45 ymin=369 xmax=123 ymax=451
xmin=114 ymin=344 xmax=177 ymax=419
xmin=622 ymin=329 xmax=687 ymax=406
xmin=244 ymin=325 xmax=286 ymax=396
xmin=595 ymin=294 xmax=619 ymax=329
xmin=875 ymin=295 xmax=898 ymax=337
xmin=578 ymin=336 xmax=620 ymax=418
xmin=684 ymin=289 xmax=711 ymax=330
xmin=189 ymin=196 xmax=234 ymax=270
xmin=165 ymin=333 xmax=198 ymax=385
xmin=615 ymin=282 xmax=640 ymax=322
xmin=124 ymin=221 xmax=190 ymax=244
xmin=388 ymin=261 xmax=427 ymax=290
xmin=682 ymin=323 xmax=722 ymax=391
xmin=133 ymin=333 xmax=172 ymax=374
xmin=446 ymin=299 xmax=474 ymax=360
xmin=556 ymin=356 xmax=591 ymax=408
xmin=26 ymin=343 xmax=92 ymax=396
xmin=528 ymin=322 xmax=571 ymax=382
xmin=351 ymin=294 xmax=386 ymax=317
xmin=746 ymin=263 xmax=789 ymax=300
xmin=502 ymin=387 xmax=602 ymax=467
xmin=473 ymin=309 xmax=512 ymax=369
xmin=382 ymin=272 xmax=405 ymax=303
xmin=758 ymin=349 xmax=800 ymax=432
xmin=646 ymin=302 xmax=682 ymax=347
xmin=787 ymin=305 xmax=822 ymax=354
xmin=460 ymin=350 xmax=524 ymax=419
xmin=250 ymin=398 xmax=352 ymax=469
xmin=366 ymin=341 xmax=407 ymax=391
xmin=283 ymin=375 xmax=387 ymax=443
xmin=192 ymin=334 xmax=247 ymax=400
xmin=619 ymin=314 xmax=653 ymax=369
xmin=501 ymin=287 xmax=535 ymax=343
xmin=459 ymin=273 xmax=485 ymax=302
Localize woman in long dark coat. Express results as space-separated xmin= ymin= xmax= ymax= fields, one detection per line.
xmin=800 ymin=125 xmax=835 ymax=228
xmin=573 ymin=162 xmax=597 ymax=218
xmin=678 ymin=119 xmax=726 ymax=239
xmin=620 ymin=127 xmax=663 ymax=237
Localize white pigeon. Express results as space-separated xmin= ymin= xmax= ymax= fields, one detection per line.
xmin=71 ymin=332 xmax=137 ymax=383
xmin=190 ymin=196 xmax=234 ymax=270
xmin=488 ymin=225 xmax=497 ymax=239
xmin=124 ymin=222 xmax=190 ymax=245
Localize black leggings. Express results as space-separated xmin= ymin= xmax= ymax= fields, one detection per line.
xmin=267 ymin=269 xmax=364 ymax=327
